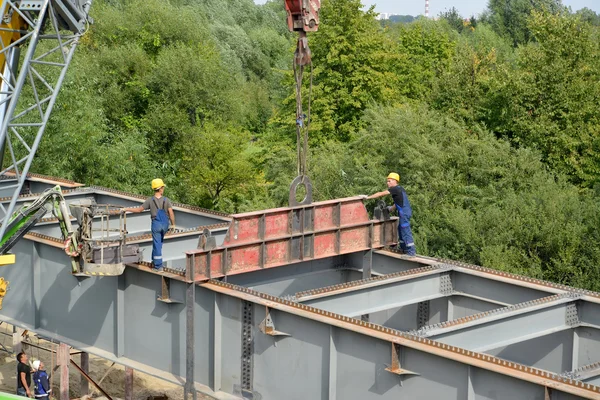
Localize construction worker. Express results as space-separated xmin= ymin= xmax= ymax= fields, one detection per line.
xmin=122 ymin=179 xmax=175 ymax=271
xmin=31 ymin=360 xmax=51 ymax=399
xmin=367 ymin=172 xmax=416 ymax=256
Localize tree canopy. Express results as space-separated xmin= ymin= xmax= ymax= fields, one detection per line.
xmin=20 ymin=0 xmax=600 ymax=290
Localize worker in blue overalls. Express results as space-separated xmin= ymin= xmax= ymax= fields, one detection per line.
xmin=122 ymin=179 xmax=176 ymax=271
xmin=367 ymin=172 xmax=416 ymax=256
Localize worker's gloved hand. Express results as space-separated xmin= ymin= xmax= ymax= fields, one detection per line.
xmin=119 ymin=208 xmax=126 ymax=214
xmin=387 ymin=205 xmax=395 ymax=213
xmin=358 ymin=194 xmax=368 ymax=200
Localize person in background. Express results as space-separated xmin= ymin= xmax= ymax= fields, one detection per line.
xmin=16 ymin=352 xmax=32 ymax=398
xmin=32 ymin=360 xmax=51 ymax=400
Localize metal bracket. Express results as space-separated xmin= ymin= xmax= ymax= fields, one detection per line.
xmin=241 ymin=301 xmax=254 ymax=393
xmin=157 ymin=276 xmax=182 ymax=304
xmin=259 ymin=307 xmax=291 ymax=341
xmin=385 ymin=343 xmax=419 ymax=386
xmin=373 ymin=200 xmax=390 ymax=221
xmin=439 ymin=272 xmax=453 ymax=296
xmin=565 ymin=302 xmax=579 ymax=326
xmin=198 ymin=228 xmax=217 ymax=251
xmin=417 ymin=301 xmax=430 ymax=329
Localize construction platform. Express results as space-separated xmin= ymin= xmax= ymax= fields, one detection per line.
xmin=0 ymin=174 xmax=599 ymax=400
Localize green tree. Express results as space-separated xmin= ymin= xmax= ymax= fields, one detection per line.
xmin=575 ymin=7 xmax=600 ymax=26
xmin=430 ymin=24 xmax=513 ymax=126
xmin=484 ymin=0 xmax=565 ymax=45
xmin=176 ymin=124 xmax=264 ymax=212
xmin=352 ymin=104 xmax=600 ymax=290
xmin=388 ymin=19 xmax=456 ymax=100
xmin=494 ymin=11 xmax=600 ymax=187
xmin=307 ymin=0 xmax=399 ymax=141
xmin=439 ymin=7 xmax=465 ymax=33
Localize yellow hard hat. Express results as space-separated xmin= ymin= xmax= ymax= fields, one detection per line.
xmin=387 ymin=172 xmax=400 ymax=182
xmin=151 ymin=178 xmax=165 ymax=190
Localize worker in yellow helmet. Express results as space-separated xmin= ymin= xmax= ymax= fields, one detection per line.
xmin=122 ymin=179 xmax=176 ymax=271
xmin=367 ymin=172 xmax=416 ymax=256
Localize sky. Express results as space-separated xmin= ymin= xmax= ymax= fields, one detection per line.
xmin=254 ymin=1 xmax=600 ymax=18
xmin=361 ymin=0 xmax=600 ymax=17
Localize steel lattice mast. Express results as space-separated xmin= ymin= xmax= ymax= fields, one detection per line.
xmin=0 ymin=0 xmax=92 ymax=240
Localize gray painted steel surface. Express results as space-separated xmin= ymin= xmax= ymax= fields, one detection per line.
xmin=1 ymin=179 xmax=600 ymax=399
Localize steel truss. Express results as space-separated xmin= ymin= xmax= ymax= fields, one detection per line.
xmin=0 ymin=0 xmax=91 ymax=239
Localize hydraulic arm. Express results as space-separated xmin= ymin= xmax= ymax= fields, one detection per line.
xmin=0 ymin=185 xmax=77 ymax=257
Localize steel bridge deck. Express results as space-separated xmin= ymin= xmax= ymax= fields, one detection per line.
xmin=0 ymin=174 xmax=599 ymax=399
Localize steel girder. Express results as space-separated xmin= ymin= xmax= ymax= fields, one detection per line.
xmin=3 ymin=177 xmax=600 ymax=399
xmin=185 ymin=197 xmax=397 ymax=281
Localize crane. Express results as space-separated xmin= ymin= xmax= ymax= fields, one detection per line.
xmin=0 ymin=0 xmax=93 ymax=264
xmin=0 ymin=1 xmax=137 ymax=307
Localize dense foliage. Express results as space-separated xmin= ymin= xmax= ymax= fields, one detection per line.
xmin=24 ymin=0 xmax=600 ymax=289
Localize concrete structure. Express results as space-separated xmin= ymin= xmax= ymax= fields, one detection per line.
xmin=1 ymin=174 xmax=600 ymax=399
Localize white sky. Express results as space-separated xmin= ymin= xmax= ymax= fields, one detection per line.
xmin=254 ymin=0 xmax=600 ymax=18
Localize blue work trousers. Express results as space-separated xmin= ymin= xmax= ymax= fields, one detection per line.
xmin=151 ymin=209 xmax=170 ymax=269
xmin=397 ymin=214 xmax=416 ymax=256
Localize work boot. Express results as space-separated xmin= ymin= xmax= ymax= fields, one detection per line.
xmin=394 ymin=244 xmax=405 ymax=253
xmin=151 ymin=263 xmax=163 ymax=272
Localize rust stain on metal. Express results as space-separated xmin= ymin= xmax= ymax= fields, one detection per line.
xmin=0 ymin=187 xmax=88 ymax=202
xmin=25 ymin=224 xmax=229 ymax=246
xmin=202 ymin=279 xmax=600 ymax=398
xmin=3 ymin=171 xmax=84 ymax=187
xmin=88 ymin=186 xmax=231 ymax=218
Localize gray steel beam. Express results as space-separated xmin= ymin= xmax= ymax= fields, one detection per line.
xmin=300 ymin=270 xmax=446 ymax=316
xmin=185 ymin=256 xmax=197 ymax=400
xmin=486 ymin=329 xmax=575 ymax=374
xmin=452 ymin=271 xmax=552 ymax=305
xmin=329 ymin=326 xmax=337 ymax=400
xmin=206 ymin=281 xmax=597 ymax=400
xmin=0 ymin=187 xmax=229 ymax=228
xmin=212 ymin=293 xmax=222 ymax=392
xmin=116 ymin=274 xmax=125 ymax=357
xmin=369 ymin=250 xmax=429 ymax=274
xmin=227 ymin=256 xmax=347 ymax=297
xmin=574 ymin=326 xmax=600 ymax=369
xmin=423 ymin=295 xmax=575 ymax=352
